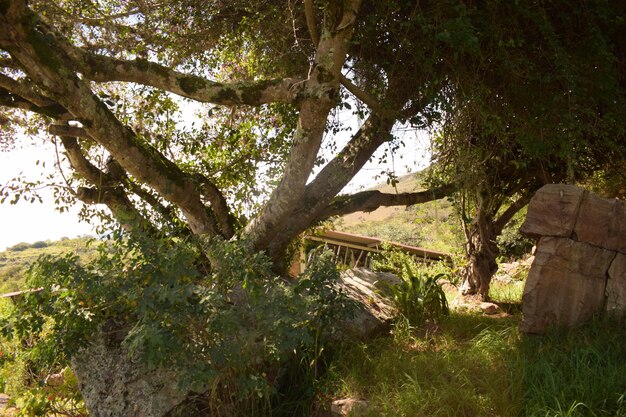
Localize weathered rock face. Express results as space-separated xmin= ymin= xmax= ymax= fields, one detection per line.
xmin=337 ymin=268 xmax=398 ymax=339
xmin=71 ymin=339 xmax=189 ymax=417
xmin=520 ymin=184 xmax=626 ymax=333
xmin=331 ymin=398 xmax=371 ymax=416
xmin=69 ymin=269 xmax=398 ymax=417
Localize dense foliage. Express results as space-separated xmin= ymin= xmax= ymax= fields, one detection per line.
xmin=1 ymin=0 xmax=625 ymax=415
xmin=372 ymin=249 xmax=450 ymax=326
xmin=1 ymin=235 xmax=353 ymax=415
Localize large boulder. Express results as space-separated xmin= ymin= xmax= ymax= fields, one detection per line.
xmin=331 ymin=398 xmax=371 ymax=416
xmin=338 ymin=268 xmax=399 ymax=339
xmin=606 ymin=253 xmax=626 ymax=319
xmin=520 ymin=237 xmax=614 ymax=333
xmin=520 ymin=184 xmax=586 ymax=238
xmin=520 ymin=185 xmax=626 ymax=333
xmin=71 ymin=335 xmax=188 ymax=417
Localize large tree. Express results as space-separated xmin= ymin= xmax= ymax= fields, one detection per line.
xmin=0 ymin=0 xmax=459 ymax=265
xmin=1 ymin=0 xmax=625 ymax=415
xmin=428 ymin=0 xmax=626 ymax=298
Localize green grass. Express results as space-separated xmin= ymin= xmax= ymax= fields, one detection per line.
xmin=0 ymin=236 xmax=95 ymax=293
xmin=322 ymin=290 xmax=626 ymax=417
xmin=520 ymin=319 xmax=626 ymax=417
xmin=325 ymin=313 xmax=522 ymax=417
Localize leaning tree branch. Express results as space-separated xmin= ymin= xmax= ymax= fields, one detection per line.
xmin=318 ymin=184 xmax=458 ymax=220
xmin=1 ymin=2 xmax=219 ymax=236
xmin=76 ymin=186 xmax=157 ymax=234
xmin=49 ymin=124 xmax=90 ymax=138
xmin=339 ymin=75 xmax=389 ymax=116
xmin=0 ymin=73 xmax=54 ymax=107
xmin=0 ymin=88 xmax=70 ymax=119
xmin=193 ymin=174 xmax=236 ymax=239
xmin=67 ymin=48 xmax=303 ymax=106
xmin=261 ymin=115 xmax=396 ymax=259
xmin=304 ymin=0 xmax=319 ymax=46
xmin=57 ymin=135 xmax=157 ymax=234
xmin=58 ymin=136 xmax=113 ymax=186
xmin=125 ymin=181 xmax=192 ymax=236
xmin=493 ymin=192 xmax=533 ymax=236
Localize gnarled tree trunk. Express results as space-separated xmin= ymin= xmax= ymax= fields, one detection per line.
xmin=460 ymin=189 xmax=537 ymax=300
xmin=460 ymin=207 xmax=499 ymax=299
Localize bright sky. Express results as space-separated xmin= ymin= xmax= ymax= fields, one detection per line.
xmin=0 ymin=142 xmax=95 ymax=251
xmin=0 ymin=118 xmax=430 ymax=252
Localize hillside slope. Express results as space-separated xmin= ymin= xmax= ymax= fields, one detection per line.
xmin=333 ymin=173 xmax=464 ymax=253
xmin=0 ymin=236 xmax=95 ymax=293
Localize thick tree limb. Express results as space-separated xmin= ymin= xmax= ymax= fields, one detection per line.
xmin=193 ymin=174 xmax=236 ymax=239
xmin=339 ymin=75 xmax=389 ymax=116
xmin=59 ymin=136 xmax=157 ymax=234
xmin=49 ymin=124 xmax=90 ymax=138
xmin=0 ymin=73 xmax=54 ymax=107
xmin=68 ymin=50 xmax=302 ymax=106
xmin=262 ymin=72 xmax=422 ymax=259
xmin=59 ymin=136 xmax=113 ymax=186
xmin=262 ymin=116 xmax=395 ymax=259
xmin=318 ymin=184 xmax=458 ymax=219
xmin=304 ymin=0 xmax=319 ymax=46
xmin=1 ymin=3 xmax=218 ymax=236
xmin=0 ymin=88 xmax=69 ymax=119
xmin=243 ymin=0 xmax=363 ymax=249
xmin=493 ymin=191 xmax=535 ymax=235
xmin=61 ymin=133 xmax=210 ymax=235
xmin=76 ymin=186 xmax=156 ymax=234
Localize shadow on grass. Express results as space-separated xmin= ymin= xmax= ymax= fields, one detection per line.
xmin=325 ymin=311 xmax=626 ymax=417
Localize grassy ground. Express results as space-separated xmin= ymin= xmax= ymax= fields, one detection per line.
xmin=0 ymin=236 xmax=95 ymax=293
xmin=334 ymin=173 xmax=464 ymax=254
xmin=322 ymin=286 xmax=626 ymax=417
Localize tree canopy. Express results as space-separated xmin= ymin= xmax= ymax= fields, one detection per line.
xmin=0 ymin=0 xmax=624 ymax=262
xmin=2 ymin=1 xmax=625 ymax=415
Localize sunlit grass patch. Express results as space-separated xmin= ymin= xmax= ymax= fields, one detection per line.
xmin=325 ymin=312 xmax=626 ymax=417
xmin=488 ymin=280 xmax=524 ymax=304
xmin=326 ymin=312 xmax=523 ymax=417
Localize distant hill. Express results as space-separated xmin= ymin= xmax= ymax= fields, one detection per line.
xmin=333 ymin=172 xmax=464 ymax=254
xmin=0 ymin=236 xmax=96 ymax=293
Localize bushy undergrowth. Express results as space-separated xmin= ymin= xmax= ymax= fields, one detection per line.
xmin=0 ymin=234 xmax=353 ymax=416
xmin=372 ymin=248 xmax=450 ymax=326
xmin=2 ymin=234 xmax=624 ymax=417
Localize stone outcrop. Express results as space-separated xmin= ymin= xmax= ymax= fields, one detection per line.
xmin=337 ymin=268 xmax=399 ymax=339
xmin=71 ymin=339 xmax=188 ymax=417
xmin=331 ymin=398 xmax=371 ymax=416
xmin=520 ymin=184 xmax=626 ymax=333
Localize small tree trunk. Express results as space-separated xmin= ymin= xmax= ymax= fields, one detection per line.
xmin=460 ymin=208 xmax=499 ymax=300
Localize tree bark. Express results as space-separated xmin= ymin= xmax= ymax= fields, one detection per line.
xmin=460 ymin=192 xmax=536 ymax=299
xmin=459 ymin=207 xmax=499 ymax=299
xmin=243 ymin=0 xmax=362 ymax=251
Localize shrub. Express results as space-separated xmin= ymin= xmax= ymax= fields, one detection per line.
xmin=7 ymin=242 xmax=30 ymax=252
xmin=29 ymin=241 xmax=48 ymax=249
xmin=372 ymin=248 xmax=450 ymax=325
xmin=387 ymin=262 xmax=450 ymax=325
xmin=0 ymin=234 xmax=353 ymax=416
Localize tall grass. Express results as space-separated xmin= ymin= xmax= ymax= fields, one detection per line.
xmin=324 ymin=311 xmax=626 ymax=417
xmin=520 ymin=318 xmax=626 ymax=417
xmin=325 ymin=313 xmax=522 ymax=417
